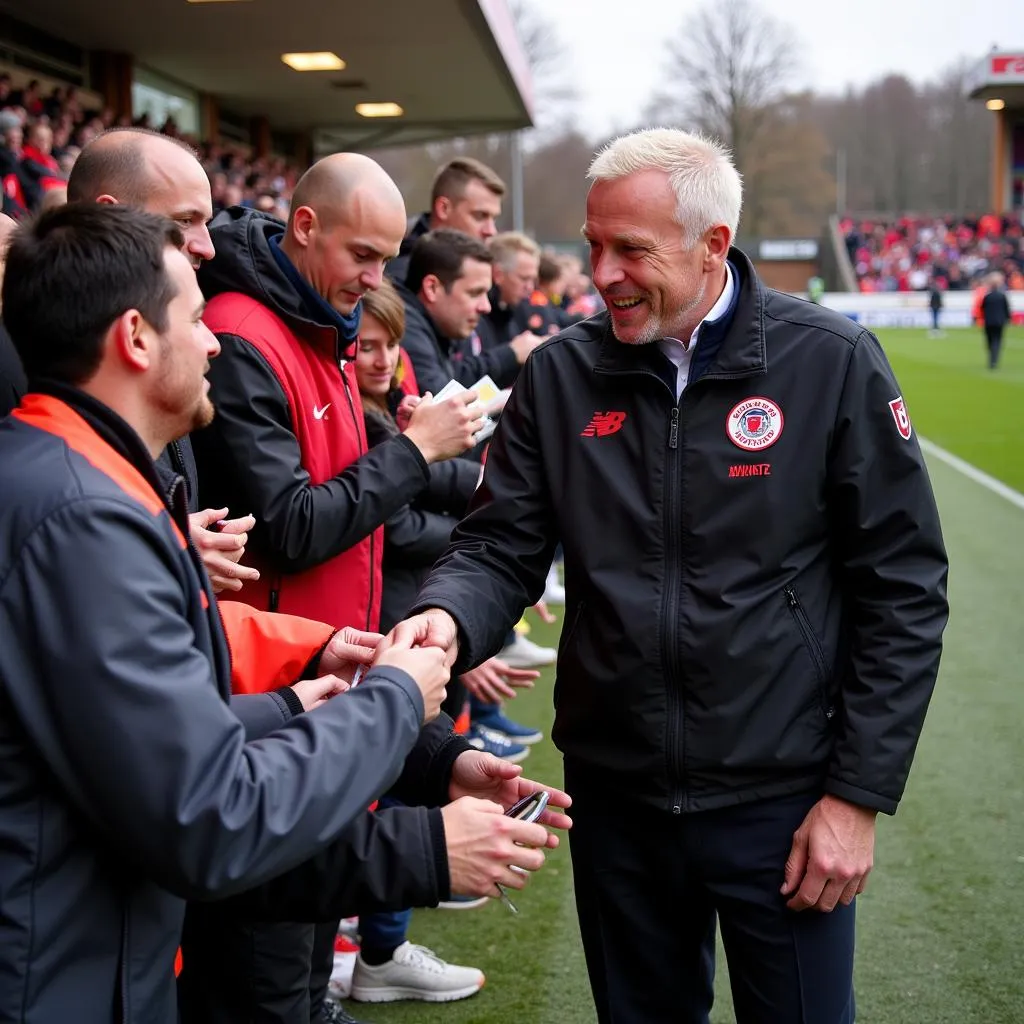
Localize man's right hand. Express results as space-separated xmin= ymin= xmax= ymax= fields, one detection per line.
xmin=386 ymin=609 xmax=460 ymax=667
xmin=441 ymin=797 xmax=548 ymax=897
xmin=509 ymin=331 xmax=543 ymax=365
xmin=374 ymin=642 xmax=450 ymax=723
xmin=404 ymin=391 xmax=484 ymax=463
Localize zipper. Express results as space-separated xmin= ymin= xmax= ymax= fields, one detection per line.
xmin=663 ymin=400 xmax=685 ymax=813
xmin=591 ymin=359 xmax=759 ymax=814
xmin=339 ymin=360 xmax=375 ymax=631
xmin=784 ymin=586 xmax=834 ymax=719
xmin=117 ymin=907 xmax=130 ymax=1023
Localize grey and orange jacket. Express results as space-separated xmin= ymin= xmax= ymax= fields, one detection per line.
xmin=0 ymin=384 xmax=455 ymax=1023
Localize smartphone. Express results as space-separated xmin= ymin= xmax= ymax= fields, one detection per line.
xmin=496 ymin=791 xmax=550 ymax=914
xmin=505 ymin=790 xmax=549 ymax=824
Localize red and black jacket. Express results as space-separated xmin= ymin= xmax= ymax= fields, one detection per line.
xmin=194 ymin=208 xmax=432 ymax=630
xmin=18 ymin=144 xmax=65 ymax=210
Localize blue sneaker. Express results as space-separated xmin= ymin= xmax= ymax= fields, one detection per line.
xmin=472 ymin=706 xmax=543 ymax=745
xmin=466 ymin=724 xmax=529 ymax=763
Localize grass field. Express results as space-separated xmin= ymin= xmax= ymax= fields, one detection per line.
xmin=360 ymin=326 xmax=1024 ymax=1024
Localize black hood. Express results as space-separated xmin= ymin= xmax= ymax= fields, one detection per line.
xmin=199 ymin=206 xmax=308 ymax=324
xmin=398 ymin=211 xmax=432 ymax=259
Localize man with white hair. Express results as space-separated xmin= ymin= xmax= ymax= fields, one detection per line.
xmin=393 ymin=128 xmax=949 ymax=1022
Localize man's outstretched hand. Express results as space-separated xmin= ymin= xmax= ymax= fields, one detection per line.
xmin=385 ymin=608 xmax=461 ymax=667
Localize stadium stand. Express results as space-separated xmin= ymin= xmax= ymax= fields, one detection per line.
xmin=841 ymin=213 xmax=1024 ymax=293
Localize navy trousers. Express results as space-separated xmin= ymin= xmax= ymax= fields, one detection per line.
xmin=566 ymin=766 xmax=856 ymax=1024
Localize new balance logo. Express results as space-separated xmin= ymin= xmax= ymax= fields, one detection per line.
xmin=581 ymin=411 xmax=626 ymax=437
xmin=313 ymin=403 xmax=331 ymax=421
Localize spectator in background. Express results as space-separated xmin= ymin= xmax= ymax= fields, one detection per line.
xmin=396 ymin=228 xmax=533 ymax=396
xmin=981 ymin=272 xmax=1011 ymax=370
xmin=522 ymin=251 xmax=575 ymax=335
xmin=388 ymin=157 xmax=505 ymax=285
xmin=0 ymin=110 xmax=28 ymax=220
xmin=477 ymin=231 xmax=541 ymax=351
xmin=19 ymin=121 xmax=66 ymax=210
xmin=928 ymin=281 xmax=944 ymax=337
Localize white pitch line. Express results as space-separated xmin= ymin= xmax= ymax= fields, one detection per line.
xmin=919 ymin=437 xmax=1024 ymax=513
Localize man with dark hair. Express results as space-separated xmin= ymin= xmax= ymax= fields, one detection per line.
xmin=387 ymin=156 xmax=506 ymax=285
xmin=0 ymin=203 xmax=568 ymax=1024
xmin=398 ymin=228 xmax=540 ymax=396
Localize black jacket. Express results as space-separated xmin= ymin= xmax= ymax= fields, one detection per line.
xmin=395 ymin=278 xmax=520 ymax=396
xmin=364 ymin=405 xmax=479 ymax=632
xmin=386 ymin=210 xmax=431 ymax=287
xmin=0 ymin=384 xmax=457 ymax=1023
xmin=981 ymin=288 xmax=1011 ymax=328
xmin=476 ymin=286 xmax=527 ymax=352
xmin=414 ymin=248 xmax=949 ymax=816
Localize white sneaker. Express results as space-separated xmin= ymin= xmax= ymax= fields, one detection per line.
xmin=500 ymin=633 xmax=556 ymax=668
xmin=542 ymin=563 xmax=566 ymax=604
xmin=349 ymin=942 xmax=485 ymax=1003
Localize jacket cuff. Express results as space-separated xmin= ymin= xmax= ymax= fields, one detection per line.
xmin=824 ymin=777 xmax=898 ymax=816
xmin=392 ymin=430 xmax=430 ymax=477
xmin=274 ymin=684 xmax=305 ymax=718
xmin=300 ymin=631 xmax=338 ymax=680
xmin=427 ymin=807 xmax=452 ymax=901
xmin=427 ymin=733 xmax=475 ymax=806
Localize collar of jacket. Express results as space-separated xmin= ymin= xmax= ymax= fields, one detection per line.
xmin=201 ymin=206 xmax=347 ymax=360
xmin=485 ymin=285 xmax=515 ymax=321
xmin=398 ymin=211 xmax=432 ymax=258
xmin=268 ymin=234 xmax=362 ymax=345
xmin=29 ymin=378 xmax=190 ymax=532
xmin=593 ymin=246 xmax=767 ymax=385
xmin=396 ymin=278 xmax=460 ymax=356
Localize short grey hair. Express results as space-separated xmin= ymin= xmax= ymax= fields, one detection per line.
xmin=588 ymin=128 xmax=743 ymax=247
xmin=488 ymin=230 xmax=540 ymax=271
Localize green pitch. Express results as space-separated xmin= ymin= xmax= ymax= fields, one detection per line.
xmin=361 ymin=326 xmax=1024 ymax=1024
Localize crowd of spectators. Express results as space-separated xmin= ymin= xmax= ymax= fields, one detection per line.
xmin=842 ymin=213 xmax=1024 ymax=293
xmin=0 ymin=73 xmax=299 ymax=221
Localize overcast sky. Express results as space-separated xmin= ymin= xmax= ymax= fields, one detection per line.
xmin=532 ymin=0 xmax=1018 ymax=138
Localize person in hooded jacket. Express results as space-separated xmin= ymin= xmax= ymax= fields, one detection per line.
xmin=188 ymin=154 xmax=502 ymax=1024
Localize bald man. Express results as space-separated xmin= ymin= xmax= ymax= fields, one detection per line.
xmin=63 ymin=128 xmax=259 ymax=593
xmin=188 ymin=154 xmax=485 ymax=1024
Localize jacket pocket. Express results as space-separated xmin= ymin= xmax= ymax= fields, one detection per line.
xmin=558 ymin=601 xmax=585 ymax=657
xmin=783 ymin=586 xmax=834 ymax=720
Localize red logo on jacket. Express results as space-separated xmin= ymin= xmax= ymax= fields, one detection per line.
xmin=888 ymin=396 xmax=912 ymax=440
xmin=581 ymin=411 xmax=626 ymax=437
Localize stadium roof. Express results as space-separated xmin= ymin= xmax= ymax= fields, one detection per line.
xmin=11 ymin=0 xmax=534 ymax=151
xmin=965 ymin=51 xmax=1024 ymax=108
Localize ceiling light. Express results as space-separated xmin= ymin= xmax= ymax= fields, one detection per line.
xmin=281 ymin=52 xmax=346 ymax=72
xmin=356 ymin=102 xmax=404 ymax=118
xmin=986 ymin=98 xmax=1006 ymax=111
xmin=187 ymin=0 xmax=252 ymax=4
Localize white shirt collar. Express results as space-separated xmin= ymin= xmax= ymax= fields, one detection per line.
xmin=662 ymin=262 xmax=735 ymax=354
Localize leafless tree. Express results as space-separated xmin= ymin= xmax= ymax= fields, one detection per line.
xmin=647 ymin=0 xmax=800 ymax=175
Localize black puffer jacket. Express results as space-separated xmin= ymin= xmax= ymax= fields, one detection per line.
xmin=414 ymin=248 xmax=949 ymax=816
